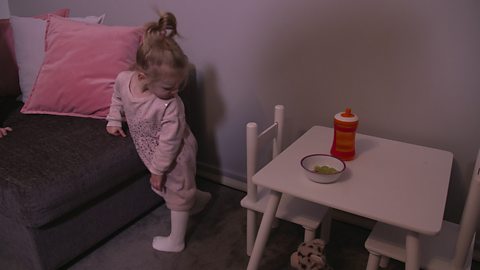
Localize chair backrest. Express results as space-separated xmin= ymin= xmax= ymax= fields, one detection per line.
xmin=452 ymin=148 xmax=480 ymax=269
xmin=246 ymin=105 xmax=285 ymax=202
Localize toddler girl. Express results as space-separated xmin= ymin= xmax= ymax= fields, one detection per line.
xmin=106 ymin=11 xmax=210 ymax=252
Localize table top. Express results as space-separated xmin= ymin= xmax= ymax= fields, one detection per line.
xmin=253 ymin=126 xmax=453 ymax=235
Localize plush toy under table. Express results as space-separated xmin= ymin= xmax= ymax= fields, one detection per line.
xmin=290 ymin=238 xmax=333 ymax=270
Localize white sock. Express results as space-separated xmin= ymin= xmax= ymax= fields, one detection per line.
xmin=152 ymin=210 xmax=189 ymax=252
xmin=190 ymin=190 xmax=212 ymax=215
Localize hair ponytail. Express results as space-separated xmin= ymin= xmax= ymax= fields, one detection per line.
xmin=135 ymin=11 xmax=189 ymax=87
xmin=144 ymin=12 xmax=178 ymax=41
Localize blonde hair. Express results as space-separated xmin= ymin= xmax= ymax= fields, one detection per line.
xmin=135 ymin=12 xmax=189 ymax=86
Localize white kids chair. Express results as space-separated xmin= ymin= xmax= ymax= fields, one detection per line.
xmin=240 ymin=105 xmax=331 ymax=256
xmin=364 ymin=148 xmax=480 ymax=270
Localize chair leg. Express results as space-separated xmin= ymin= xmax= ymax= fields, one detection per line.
xmin=303 ymin=226 xmax=316 ymax=242
xmin=366 ymin=252 xmax=380 ymax=270
xmin=320 ymin=213 xmax=332 ymax=243
xmin=379 ymin=256 xmax=390 ymax=268
xmin=246 ymin=209 xmax=257 ymax=256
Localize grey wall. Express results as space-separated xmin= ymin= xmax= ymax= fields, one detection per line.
xmin=0 ymin=0 xmax=9 ymax=18
xmin=8 ymin=0 xmax=480 ymax=226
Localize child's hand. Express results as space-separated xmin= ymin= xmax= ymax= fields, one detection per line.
xmin=106 ymin=126 xmax=126 ymax=137
xmin=0 ymin=127 xmax=12 ymax=138
xmin=150 ymin=173 xmax=166 ymax=192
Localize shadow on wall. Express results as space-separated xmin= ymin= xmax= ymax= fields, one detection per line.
xmin=189 ymin=65 xmax=225 ymax=177
xmin=255 ymin=2 xmax=433 ymax=143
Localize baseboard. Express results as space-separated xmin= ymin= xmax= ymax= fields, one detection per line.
xmin=197 ymin=162 xmax=246 ymax=192
xmin=197 ymin=170 xmax=246 ymax=192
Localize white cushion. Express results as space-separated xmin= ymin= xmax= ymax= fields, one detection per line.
xmin=10 ymin=14 xmax=106 ymax=102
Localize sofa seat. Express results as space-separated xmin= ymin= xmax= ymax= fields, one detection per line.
xmin=0 ymin=104 xmax=149 ymax=227
xmin=0 ymin=99 xmax=163 ymax=270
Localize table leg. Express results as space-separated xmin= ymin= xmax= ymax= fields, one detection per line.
xmin=246 ymin=190 xmax=282 ymax=270
xmin=405 ymin=231 xmax=420 ymax=270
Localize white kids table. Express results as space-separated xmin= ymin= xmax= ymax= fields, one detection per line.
xmin=246 ymin=126 xmax=453 ymax=270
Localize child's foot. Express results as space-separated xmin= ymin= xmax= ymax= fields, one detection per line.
xmin=190 ymin=190 xmax=212 ymax=215
xmin=152 ymin=236 xmax=185 ymax=252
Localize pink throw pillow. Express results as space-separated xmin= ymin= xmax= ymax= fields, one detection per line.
xmin=21 ymin=15 xmax=142 ymax=119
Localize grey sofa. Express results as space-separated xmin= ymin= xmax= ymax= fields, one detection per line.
xmin=0 ymin=96 xmax=161 ymax=270
xmin=0 ymin=68 xmax=197 ymax=270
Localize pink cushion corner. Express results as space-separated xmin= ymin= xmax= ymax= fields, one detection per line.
xmin=0 ymin=19 xmax=21 ymax=97
xmin=21 ymin=15 xmax=142 ymax=119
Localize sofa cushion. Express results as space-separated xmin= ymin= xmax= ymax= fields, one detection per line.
xmin=0 ymin=19 xmax=21 ymax=97
xmin=21 ymin=15 xmax=141 ymax=119
xmin=0 ymin=103 xmax=148 ymax=227
xmin=9 ymin=9 xmax=71 ymax=102
xmin=0 ymin=97 xmax=20 ymax=123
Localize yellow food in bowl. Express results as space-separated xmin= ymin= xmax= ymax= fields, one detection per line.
xmin=314 ymin=165 xmax=339 ymax=174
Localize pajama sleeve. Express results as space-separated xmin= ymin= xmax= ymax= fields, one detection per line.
xmin=149 ymin=100 xmax=184 ymax=175
xmin=106 ymin=74 xmax=125 ymax=127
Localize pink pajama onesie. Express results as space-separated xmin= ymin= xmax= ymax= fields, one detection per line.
xmin=106 ymin=71 xmax=197 ymax=211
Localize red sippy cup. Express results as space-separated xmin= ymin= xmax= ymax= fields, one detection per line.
xmin=330 ymin=108 xmax=359 ymax=161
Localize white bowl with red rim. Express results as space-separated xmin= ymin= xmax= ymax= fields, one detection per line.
xmin=300 ymin=154 xmax=346 ymax=184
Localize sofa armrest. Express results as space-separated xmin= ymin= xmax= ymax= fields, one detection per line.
xmin=0 ymin=97 xmax=21 ymax=126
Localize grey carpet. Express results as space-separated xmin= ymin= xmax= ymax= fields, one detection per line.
xmin=64 ymin=178 xmax=479 ymax=270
